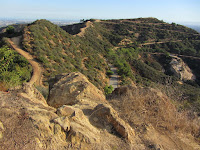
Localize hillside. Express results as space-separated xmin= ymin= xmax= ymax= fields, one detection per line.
xmin=21 ymin=19 xmax=112 ymax=89
xmin=0 ymin=17 xmax=200 ymax=110
xmin=1 ymin=17 xmax=200 ymax=149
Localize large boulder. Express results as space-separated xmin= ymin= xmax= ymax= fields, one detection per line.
xmin=48 ymin=72 xmax=106 ymax=108
xmin=90 ymin=104 xmax=135 ymax=143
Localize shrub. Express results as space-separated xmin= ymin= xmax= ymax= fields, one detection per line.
xmin=0 ymin=46 xmax=32 ymax=88
xmin=106 ymin=70 xmax=114 ymax=76
xmin=104 ymin=85 xmax=114 ymax=95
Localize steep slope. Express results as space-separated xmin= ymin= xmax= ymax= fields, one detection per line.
xmin=78 ymin=18 xmax=200 ymax=113
xmin=20 ymin=18 xmax=200 ymax=113
xmin=22 ymin=19 xmax=110 ymax=89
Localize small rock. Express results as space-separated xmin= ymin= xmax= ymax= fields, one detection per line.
xmin=54 ymin=124 xmax=62 ymax=134
xmin=53 ymin=116 xmax=70 ymax=131
xmin=92 ymin=104 xmax=135 ymax=142
xmin=0 ymin=132 xmax=3 ymax=139
xmin=93 ymin=117 xmax=98 ymax=122
xmin=57 ymin=105 xmax=76 ymax=117
xmin=0 ymin=121 xmax=4 ymax=130
xmin=57 ymin=105 xmax=84 ymax=119
xmin=35 ymin=137 xmax=44 ymax=148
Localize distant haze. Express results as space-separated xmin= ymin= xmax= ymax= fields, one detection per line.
xmin=0 ymin=19 xmax=79 ymax=28
xmin=178 ymin=22 xmax=200 ymax=33
xmin=185 ymin=25 xmax=200 ymax=33
xmin=0 ymin=0 xmax=199 ymax=23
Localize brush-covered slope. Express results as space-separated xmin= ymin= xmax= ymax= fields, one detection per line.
xmin=22 ymin=19 xmax=111 ymax=89
xmin=0 ymin=45 xmax=32 ymax=90
xmin=82 ymin=18 xmax=200 ymax=112
xmin=1 ymin=17 xmax=200 ymax=113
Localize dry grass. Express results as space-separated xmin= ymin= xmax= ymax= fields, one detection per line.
xmin=108 ymin=86 xmax=200 ymax=138
xmin=0 ymin=82 xmax=8 ymax=92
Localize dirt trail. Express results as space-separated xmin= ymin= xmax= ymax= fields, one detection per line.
xmin=108 ymin=64 xmax=119 ymax=89
xmin=140 ymin=40 xmax=182 ymax=47
xmin=7 ymin=36 xmax=43 ymax=86
xmin=77 ymin=21 xmax=93 ymax=37
xmin=145 ymin=52 xmax=200 ymax=60
xmin=76 ymin=20 xmax=101 ymax=37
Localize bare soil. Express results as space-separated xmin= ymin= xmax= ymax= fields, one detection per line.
xmin=77 ymin=21 xmax=93 ymax=37
xmin=7 ymin=36 xmax=43 ymax=86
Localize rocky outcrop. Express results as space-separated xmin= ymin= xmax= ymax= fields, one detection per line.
xmin=48 ymin=72 xmax=136 ymax=147
xmin=90 ymin=104 xmax=135 ymax=142
xmin=48 ymin=72 xmax=106 ymax=108
xmin=170 ymin=56 xmax=196 ymax=81
xmin=0 ymin=90 xmax=66 ymax=150
xmin=0 ymin=72 xmax=136 ymax=150
xmin=1 ymin=72 xmax=200 ymax=150
xmin=58 ymin=105 xmax=101 ymax=147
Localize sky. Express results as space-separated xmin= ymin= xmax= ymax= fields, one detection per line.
xmin=0 ymin=0 xmax=200 ymax=23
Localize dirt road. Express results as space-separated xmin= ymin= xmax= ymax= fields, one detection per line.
xmin=7 ymin=36 xmax=43 ymax=86
xmin=108 ymin=64 xmax=119 ymax=89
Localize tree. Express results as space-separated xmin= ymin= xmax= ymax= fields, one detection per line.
xmin=6 ymin=26 xmax=15 ymax=34
xmin=80 ymin=19 xmax=85 ymax=23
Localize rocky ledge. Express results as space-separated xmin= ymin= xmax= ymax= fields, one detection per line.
xmin=0 ymin=72 xmax=138 ymax=150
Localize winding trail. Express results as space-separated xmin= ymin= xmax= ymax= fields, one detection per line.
xmin=76 ymin=20 xmax=101 ymax=37
xmin=145 ymin=52 xmax=200 ymax=60
xmin=77 ymin=21 xmax=93 ymax=37
xmin=139 ymin=40 xmax=182 ymax=47
xmin=7 ymin=36 xmax=43 ymax=86
xmin=108 ymin=64 xmax=119 ymax=89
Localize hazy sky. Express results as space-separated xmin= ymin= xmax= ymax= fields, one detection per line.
xmin=0 ymin=0 xmax=199 ymax=23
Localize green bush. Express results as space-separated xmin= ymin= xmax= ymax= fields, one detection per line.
xmin=0 ymin=46 xmax=32 ymax=88
xmin=104 ymin=85 xmax=114 ymax=95
xmin=106 ymin=70 xmax=114 ymax=76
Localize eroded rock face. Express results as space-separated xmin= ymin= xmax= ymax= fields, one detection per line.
xmin=53 ymin=116 xmax=70 ymax=131
xmin=170 ymin=56 xmax=196 ymax=81
xmin=0 ymin=72 xmax=133 ymax=149
xmin=59 ymin=105 xmax=101 ymax=146
xmin=0 ymin=91 xmax=67 ymax=150
xmin=48 ymin=72 xmax=106 ymax=108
